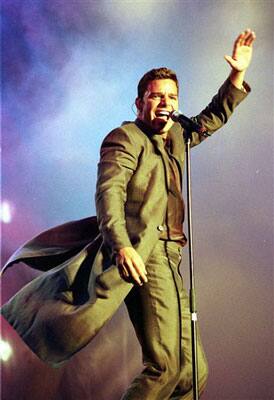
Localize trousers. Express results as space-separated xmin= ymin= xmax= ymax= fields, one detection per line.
xmin=122 ymin=240 xmax=208 ymax=400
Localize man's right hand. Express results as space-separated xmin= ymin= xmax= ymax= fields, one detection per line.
xmin=116 ymin=247 xmax=148 ymax=286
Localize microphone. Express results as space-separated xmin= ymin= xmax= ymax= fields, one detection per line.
xmin=170 ymin=110 xmax=207 ymax=134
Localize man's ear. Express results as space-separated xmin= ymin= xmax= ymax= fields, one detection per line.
xmin=135 ymin=97 xmax=143 ymax=112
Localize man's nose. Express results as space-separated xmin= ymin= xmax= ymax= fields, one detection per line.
xmin=160 ymin=95 xmax=169 ymax=106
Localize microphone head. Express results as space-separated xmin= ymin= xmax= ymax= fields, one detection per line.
xmin=170 ymin=110 xmax=180 ymax=122
xmin=169 ymin=110 xmax=207 ymax=134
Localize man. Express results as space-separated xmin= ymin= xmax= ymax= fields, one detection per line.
xmin=1 ymin=29 xmax=255 ymax=399
xmin=95 ymin=29 xmax=255 ymax=399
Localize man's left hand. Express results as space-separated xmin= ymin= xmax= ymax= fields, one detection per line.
xmin=225 ymin=29 xmax=256 ymax=72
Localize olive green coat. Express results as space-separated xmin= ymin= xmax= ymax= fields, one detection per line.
xmin=1 ymin=79 xmax=249 ymax=366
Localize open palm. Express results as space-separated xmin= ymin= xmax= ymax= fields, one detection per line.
xmin=225 ymin=29 xmax=256 ymax=72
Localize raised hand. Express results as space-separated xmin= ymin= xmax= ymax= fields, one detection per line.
xmin=225 ymin=29 xmax=256 ymax=72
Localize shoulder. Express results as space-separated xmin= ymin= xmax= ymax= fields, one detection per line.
xmin=101 ymin=121 xmax=148 ymax=149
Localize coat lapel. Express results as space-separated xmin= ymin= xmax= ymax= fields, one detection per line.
xmin=167 ymin=123 xmax=185 ymax=178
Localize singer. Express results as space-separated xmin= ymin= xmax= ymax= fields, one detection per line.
xmin=1 ymin=30 xmax=255 ymax=399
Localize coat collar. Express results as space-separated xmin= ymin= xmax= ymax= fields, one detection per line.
xmin=134 ymin=118 xmax=185 ymax=164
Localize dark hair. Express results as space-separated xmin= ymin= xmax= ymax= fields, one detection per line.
xmin=137 ymin=67 xmax=179 ymax=99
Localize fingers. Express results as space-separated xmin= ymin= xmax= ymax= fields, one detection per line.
xmin=238 ymin=31 xmax=247 ymax=47
xmin=118 ymin=259 xmax=143 ymax=285
xmin=119 ymin=263 xmax=130 ymax=279
xmin=245 ymin=29 xmax=256 ymax=46
xmin=127 ymin=258 xmax=147 ymax=286
xmin=118 ymin=262 xmax=146 ymax=286
xmin=227 ymin=28 xmax=256 ymax=60
xmin=116 ymin=247 xmax=148 ymax=286
xmin=235 ymin=29 xmax=256 ymax=48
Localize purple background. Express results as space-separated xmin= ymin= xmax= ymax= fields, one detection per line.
xmin=1 ymin=1 xmax=273 ymax=399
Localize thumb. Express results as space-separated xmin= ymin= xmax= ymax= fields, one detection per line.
xmin=224 ymin=55 xmax=237 ymax=69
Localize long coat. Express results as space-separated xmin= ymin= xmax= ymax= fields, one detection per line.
xmin=1 ymin=79 xmax=249 ymax=366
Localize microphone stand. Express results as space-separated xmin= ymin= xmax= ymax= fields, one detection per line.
xmin=184 ymin=128 xmax=199 ymax=400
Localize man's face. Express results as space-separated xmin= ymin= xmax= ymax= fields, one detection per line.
xmin=137 ymin=79 xmax=179 ymax=135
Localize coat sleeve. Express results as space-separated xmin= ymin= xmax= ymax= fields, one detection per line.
xmin=190 ymin=78 xmax=251 ymax=146
xmin=95 ymin=126 xmax=140 ymax=256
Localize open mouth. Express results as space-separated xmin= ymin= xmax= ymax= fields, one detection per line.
xmin=155 ymin=110 xmax=170 ymax=119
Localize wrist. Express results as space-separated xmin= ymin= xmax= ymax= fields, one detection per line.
xmin=229 ymin=69 xmax=246 ymax=90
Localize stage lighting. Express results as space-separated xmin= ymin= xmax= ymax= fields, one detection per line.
xmin=0 ymin=339 xmax=13 ymax=361
xmin=0 ymin=201 xmax=12 ymax=223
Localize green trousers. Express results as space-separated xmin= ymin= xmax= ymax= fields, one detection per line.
xmin=122 ymin=240 xmax=208 ymax=400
